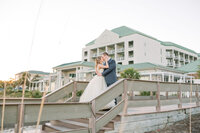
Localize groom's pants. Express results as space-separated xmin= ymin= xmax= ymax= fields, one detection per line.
xmin=107 ymin=83 xmax=118 ymax=105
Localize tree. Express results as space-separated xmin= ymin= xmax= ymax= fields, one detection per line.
xmin=18 ymin=72 xmax=31 ymax=87
xmin=120 ymin=68 xmax=140 ymax=79
xmin=31 ymin=74 xmax=41 ymax=82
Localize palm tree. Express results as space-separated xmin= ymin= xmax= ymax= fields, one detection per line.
xmin=120 ymin=68 xmax=140 ymax=79
xmin=18 ymin=72 xmax=31 ymax=87
xmin=31 ymin=74 xmax=41 ymax=82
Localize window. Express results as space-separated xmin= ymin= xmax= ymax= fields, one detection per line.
xmin=160 ymin=49 xmax=162 ymax=55
xmin=128 ymin=51 xmax=134 ymax=58
xmin=118 ymin=62 xmax=122 ymax=65
xmin=128 ymin=41 xmax=134 ymax=48
xmin=144 ymin=52 xmax=146 ymax=56
xmin=128 ymin=61 xmax=134 ymax=64
xmin=144 ymin=42 xmax=146 ymax=47
xmin=161 ymin=57 xmax=162 ymax=63
xmin=84 ymin=51 xmax=88 ymax=57
xmin=84 ymin=59 xmax=87 ymax=61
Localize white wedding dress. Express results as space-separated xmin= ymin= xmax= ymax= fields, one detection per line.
xmin=79 ymin=69 xmax=115 ymax=108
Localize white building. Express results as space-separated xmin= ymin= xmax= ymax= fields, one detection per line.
xmin=82 ymin=26 xmax=199 ymax=68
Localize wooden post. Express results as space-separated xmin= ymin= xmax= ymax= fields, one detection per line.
xmin=166 ymin=91 xmax=168 ymax=99
xmin=122 ymin=79 xmax=128 ymax=114
xmin=72 ymin=81 xmax=77 ymax=102
xmin=196 ymin=84 xmax=199 ymax=106
xmin=1 ymin=82 xmax=6 ymax=132
xmin=15 ymin=104 xmax=24 ymax=133
xmin=129 ymin=90 xmax=134 ymax=100
xmin=156 ymin=81 xmax=161 ymax=112
xmin=178 ymin=83 xmax=182 ymax=109
xmin=89 ymin=100 xmax=96 ymax=133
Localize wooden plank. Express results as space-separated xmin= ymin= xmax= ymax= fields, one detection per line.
xmin=127 ymin=80 xmax=157 ymax=92
xmin=52 ymin=128 xmax=90 ymax=133
xmin=160 ymin=99 xmax=179 ymax=106
xmin=0 ymin=103 xmax=91 ymax=126
xmin=128 ymin=100 xmax=157 ymax=107
xmin=182 ymin=97 xmax=197 ymax=103
xmin=95 ymin=100 xmax=124 ymax=132
xmin=0 ymin=98 xmax=41 ymax=103
xmin=95 ymin=79 xmax=124 ymax=112
xmin=0 ymin=105 xmax=18 ymax=127
xmin=76 ymin=82 xmax=88 ymax=91
xmin=159 ymin=82 xmax=179 ymax=92
xmin=45 ymin=82 xmax=74 ymax=102
xmin=181 ymin=84 xmax=192 ymax=92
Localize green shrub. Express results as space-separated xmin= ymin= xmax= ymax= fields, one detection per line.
xmin=76 ymin=90 xmax=84 ymax=97
xmin=32 ymin=90 xmax=42 ymax=98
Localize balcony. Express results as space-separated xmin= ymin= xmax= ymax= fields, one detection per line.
xmin=117 ymin=48 xmax=124 ymax=53
xmin=166 ymin=53 xmax=173 ymax=58
xmin=167 ymin=62 xmax=173 ymax=66
xmin=107 ymin=50 xmax=115 ymax=55
xmin=175 ymin=64 xmax=179 ymax=67
xmin=129 ymin=55 xmax=134 ymax=58
xmin=92 ymin=53 xmax=97 ymax=58
xmin=185 ymin=59 xmax=189 ymax=62
xmin=98 ymin=52 xmax=104 ymax=56
xmin=180 ymin=57 xmax=184 ymax=61
xmin=174 ymin=56 xmax=179 ymax=60
xmin=117 ymin=57 xmax=124 ymax=61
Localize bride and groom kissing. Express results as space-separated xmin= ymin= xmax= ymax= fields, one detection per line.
xmin=80 ymin=52 xmax=117 ymax=107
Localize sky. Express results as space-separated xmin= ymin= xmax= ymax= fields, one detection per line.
xmin=0 ymin=0 xmax=200 ymax=80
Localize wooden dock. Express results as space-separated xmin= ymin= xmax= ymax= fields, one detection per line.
xmin=0 ymin=79 xmax=200 ymax=133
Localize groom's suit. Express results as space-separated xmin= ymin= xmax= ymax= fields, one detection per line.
xmin=102 ymin=58 xmax=117 ymax=87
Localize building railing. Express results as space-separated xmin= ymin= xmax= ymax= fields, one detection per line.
xmin=92 ymin=53 xmax=97 ymax=58
xmin=174 ymin=56 xmax=179 ymax=60
xmin=117 ymin=57 xmax=124 ymax=61
xmin=107 ymin=50 xmax=115 ymax=55
xmin=180 ymin=57 xmax=184 ymax=61
xmin=117 ymin=48 xmax=124 ymax=53
xmin=185 ymin=59 xmax=189 ymax=62
xmin=166 ymin=53 xmax=174 ymax=58
xmin=167 ymin=62 xmax=173 ymax=66
xmin=129 ymin=55 xmax=134 ymax=58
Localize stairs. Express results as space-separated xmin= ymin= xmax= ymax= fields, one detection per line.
xmin=42 ymin=110 xmax=121 ymax=133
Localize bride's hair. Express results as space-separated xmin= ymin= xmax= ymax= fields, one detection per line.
xmin=95 ymin=56 xmax=101 ymax=70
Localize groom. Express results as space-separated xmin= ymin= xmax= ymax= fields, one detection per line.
xmin=97 ymin=52 xmax=118 ymax=104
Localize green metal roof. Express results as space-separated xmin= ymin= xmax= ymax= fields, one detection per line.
xmin=161 ymin=42 xmax=197 ymax=54
xmin=85 ymin=26 xmax=158 ymax=46
xmin=119 ymin=62 xmax=186 ymax=73
xmin=176 ymin=59 xmax=200 ymax=73
xmin=28 ymin=70 xmax=50 ymax=75
xmin=17 ymin=70 xmax=50 ymax=75
xmin=54 ymin=61 xmax=95 ymax=69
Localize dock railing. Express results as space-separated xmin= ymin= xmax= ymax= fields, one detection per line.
xmin=0 ymin=79 xmax=200 ymax=133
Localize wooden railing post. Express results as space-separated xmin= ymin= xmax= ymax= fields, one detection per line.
xmin=196 ymin=84 xmax=199 ymax=106
xmin=15 ymin=104 xmax=24 ymax=133
xmin=166 ymin=91 xmax=168 ymax=99
xmin=89 ymin=100 xmax=96 ymax=133
xmin=72 ymin=81 xmax=77 ymax=102
xmin=178 ymin=83 xmax=182 ymax=109
xmin=122 ymin=79 xmax=128 ymax=114
xmin=156 ymin=81 xmax=161 ymax=112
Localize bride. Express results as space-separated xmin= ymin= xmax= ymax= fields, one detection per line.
xmin=79 ymin=56 xmax=108 ymax=102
